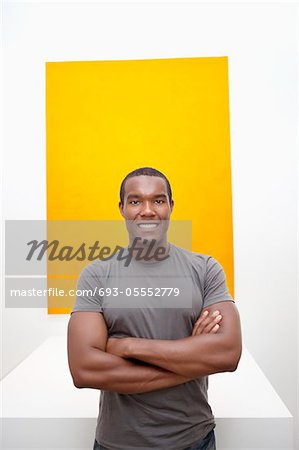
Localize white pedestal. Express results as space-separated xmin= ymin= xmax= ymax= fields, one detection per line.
xmin=1 ymin=337 xmax=293 ymax=450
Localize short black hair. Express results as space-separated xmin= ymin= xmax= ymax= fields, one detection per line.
xmin=119 ymin=167 xmax=173 ymax=205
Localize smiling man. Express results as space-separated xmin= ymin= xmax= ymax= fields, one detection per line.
xmin=120 ymin=171 xmax=173 ymax=262
xmin=67 ymin=167 xmax=242 ymax=450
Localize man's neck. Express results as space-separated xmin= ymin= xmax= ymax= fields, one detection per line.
xmin=128 ymin=237 xmax=170 ymax=263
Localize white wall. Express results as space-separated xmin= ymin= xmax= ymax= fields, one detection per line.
xmin=2 ymin=1 xmax=298 ymax=448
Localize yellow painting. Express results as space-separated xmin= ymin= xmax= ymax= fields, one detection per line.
xmin=46 ymin=57 xmax=234 ymax=314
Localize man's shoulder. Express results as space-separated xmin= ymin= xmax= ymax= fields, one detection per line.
xmin=170 ymin=243 xmax=210 ymax=267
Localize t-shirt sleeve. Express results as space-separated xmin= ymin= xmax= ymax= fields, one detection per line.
xmin=70 ymin=264 xmax=104 ymax=315
xmin=203 ymin=256 xmax=234 ymax=308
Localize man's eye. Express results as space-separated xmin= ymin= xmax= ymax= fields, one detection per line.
xmin=130 ymin=201 xmax=140 ymax=205
xmin=155 ymin=200 xmax=164 ymax=204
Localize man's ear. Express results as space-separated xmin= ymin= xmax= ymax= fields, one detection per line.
xmin=170 ymin=199 xmax=174 ymax=213
xmin=119 ymin=201 xmax=125 ymax=218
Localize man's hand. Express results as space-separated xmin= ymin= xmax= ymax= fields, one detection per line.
xmin=192 ymin=309 xmax=222 ymax=336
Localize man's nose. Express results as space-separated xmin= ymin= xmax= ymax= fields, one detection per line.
xmin=140 ymin=201 xmax=156 ymax=216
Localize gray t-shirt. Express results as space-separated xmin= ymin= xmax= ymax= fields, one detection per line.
xmin=71 ymin=243 xmax=234 ymax=450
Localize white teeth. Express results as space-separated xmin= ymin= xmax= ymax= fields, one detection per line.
xmin=138 ymin=223 xmax=158 ymax=228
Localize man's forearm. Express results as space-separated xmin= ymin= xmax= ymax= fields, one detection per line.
xmin=77 ymin=347 xmax=193 ymax=394
xmin=123 ymin=333 xmax=239 ymax=377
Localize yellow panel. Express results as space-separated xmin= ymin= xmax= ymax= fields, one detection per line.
xmin=46 ymin=57 xmax=234 ymax=314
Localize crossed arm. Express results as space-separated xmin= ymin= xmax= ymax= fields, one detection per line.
xmin=107 ymin=302 xmax=242 ymax=377
xmin=67 ymin=301 xmax=242 ymax=394
xmin=67 ymin=311 xmax=194 ymax=394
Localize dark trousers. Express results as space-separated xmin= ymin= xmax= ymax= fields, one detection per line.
xmin=93 ymin=428 xmax=216 ymax=450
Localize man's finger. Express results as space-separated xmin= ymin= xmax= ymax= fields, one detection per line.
xmin=195 ymin=310 xmax=209 ymax=325
xmin=210 ymin=324 xmax=220 ymax=333
xmin=192 ymin=311 xmax=209 ymax=336
xmin=201 ymin=315 xmax=222 ymax=334
xmin=193 ymin=313 xmax=222 ymax=336
xmin=192 ymin=312 xmax=211 ymax=335
xmin=195 ymin=310 xmax=219 ymax=334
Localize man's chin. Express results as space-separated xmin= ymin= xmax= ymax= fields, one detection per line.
xmin=131 ymin=234 xmax=162 ymax=246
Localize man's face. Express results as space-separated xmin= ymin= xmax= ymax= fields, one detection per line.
xmin=119 ymin=175 xmax=174 ymax=244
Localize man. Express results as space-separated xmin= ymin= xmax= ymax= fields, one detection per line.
xmin=67 ymin=167 xmax=242 ymax=450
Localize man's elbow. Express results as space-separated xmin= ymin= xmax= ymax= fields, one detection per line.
xmin=71 ymin=370 xmax=86 ymax=389
xmin=223 ymin=346 xmax=242 ymax=372
xmin=71 ymin=367 xmax=97 ymax=389
xmin=71 ymin=368 xmax=110 ymax=390
xmin=74 ymin=378 xmax=86 ymax=389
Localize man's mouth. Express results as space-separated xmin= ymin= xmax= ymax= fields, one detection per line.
xmin=136 ymin=222 xmax=160 ymax=229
